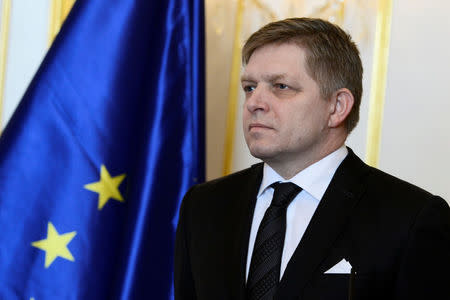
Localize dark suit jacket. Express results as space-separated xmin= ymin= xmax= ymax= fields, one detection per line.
xmin=174 ymin=149 xmax=450 ymax=299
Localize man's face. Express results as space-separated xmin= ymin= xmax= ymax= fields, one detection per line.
xmin=241 ymin=43 xmax=332 ymax=165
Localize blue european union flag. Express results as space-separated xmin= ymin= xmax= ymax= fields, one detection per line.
xmin=0 ymin=1 xmax=204 ymax=299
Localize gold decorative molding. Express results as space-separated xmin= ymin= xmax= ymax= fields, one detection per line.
xmin=249 ymin=0 xmax=277 ymax=21
xmin=365 ymin=0 xmax=393 ymax=167
xmin=309 ymin=0 xmax=347 ymax=25
xmin=0 ymin=0 xmax=11 ymax=132
xmin=222 ymin=0 xmax=244 ymax=175
xmin=48 ymin=0 xmax=75 ymax=46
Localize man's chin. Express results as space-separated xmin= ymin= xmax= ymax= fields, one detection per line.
xmin=248 ymin=147 xmax=276 ymax=161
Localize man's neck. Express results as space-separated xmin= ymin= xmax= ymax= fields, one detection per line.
xmin=265 ymin=138 xmax=346 ymax=180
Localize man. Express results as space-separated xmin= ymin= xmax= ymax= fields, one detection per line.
xmin=174 ymin=18 xmax=450 ymax=300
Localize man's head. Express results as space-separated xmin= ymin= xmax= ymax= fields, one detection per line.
xmin=241 ymin=18 xmax=363 ymax=178
xmin=242 ymin=17 xmax=363 ymax=133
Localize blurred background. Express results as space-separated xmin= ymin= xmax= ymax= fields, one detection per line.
xmin=1 ymin=0 xmax=449 ymax=202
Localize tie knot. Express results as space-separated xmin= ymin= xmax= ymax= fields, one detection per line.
xmin=270 ymin=182 xmax=302 ymax=207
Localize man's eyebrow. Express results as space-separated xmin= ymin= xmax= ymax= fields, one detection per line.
xmin=240 ymin=74 xmax=254 ymax=82
xmin=267 ymin=74 xmax=289 ymax=82
xmin=241 ymin=73 xmax=289 ymax=82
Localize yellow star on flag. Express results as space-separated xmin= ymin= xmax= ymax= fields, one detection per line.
xmin=84 ymin=164 xmax=126 ymax=210
xmin=31 ymin=222 xmax=77 ymax=268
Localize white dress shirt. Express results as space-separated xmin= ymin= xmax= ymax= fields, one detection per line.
xmin=245 ymin=146 xmax=348 ymax=280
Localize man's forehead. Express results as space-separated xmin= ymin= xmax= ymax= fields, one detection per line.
xmin=241 ymin=43 xmax=307 ymax=81
xmin=246 ymin=42 xmax=306 ymax=62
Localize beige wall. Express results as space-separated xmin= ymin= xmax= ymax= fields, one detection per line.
xmin=205 ymin=0 xmax=237 ymax=180
xmin=0 ymin=0 xmax=49 ymax=129
xmin=379 ymin=0 xmax=450 ymax=200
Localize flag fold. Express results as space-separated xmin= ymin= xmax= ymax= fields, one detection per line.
xmin=0 ymin=1 xmax=204 ymax=299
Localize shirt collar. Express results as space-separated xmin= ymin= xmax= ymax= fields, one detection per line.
xmin=258 ymin=145 xmax=348 ymax=200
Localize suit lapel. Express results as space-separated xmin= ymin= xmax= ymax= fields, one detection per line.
xmin=227 ymin=163 xmax=263 ymax=300
xmin=276 ymin=149 xmax=370 ymax=299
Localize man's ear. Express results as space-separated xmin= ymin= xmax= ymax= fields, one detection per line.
xmin=328 ymin=88 xmax=354 ymax=128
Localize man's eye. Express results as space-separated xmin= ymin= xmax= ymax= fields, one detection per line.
xmin=243 ymin=85 xmax=255 ymax=92
xmin=275 ymin=83 xmax=288 ymax=90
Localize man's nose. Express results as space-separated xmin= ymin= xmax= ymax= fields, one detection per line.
xmin=246 ymin=86 xmax=269 ymax=113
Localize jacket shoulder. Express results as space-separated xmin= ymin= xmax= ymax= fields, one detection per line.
xmin=362 ymin=164 xmax=449 ymax=219
xmin=341 ymin=148 xmax=446 ymax=211
xmin=367 ymin=166 xmax=433 ymax=197
xmin=189 ymin=163 xmax=263 ymax=195
xmin=180 ymin=163 xmax=263 ymax=211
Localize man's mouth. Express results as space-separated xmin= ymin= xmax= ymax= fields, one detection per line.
xmin=249 ymin=123 xmax=273 ymax=131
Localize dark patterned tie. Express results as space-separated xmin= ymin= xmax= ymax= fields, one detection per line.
xmin=246 ymin=182 xmax=302 ymax=300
